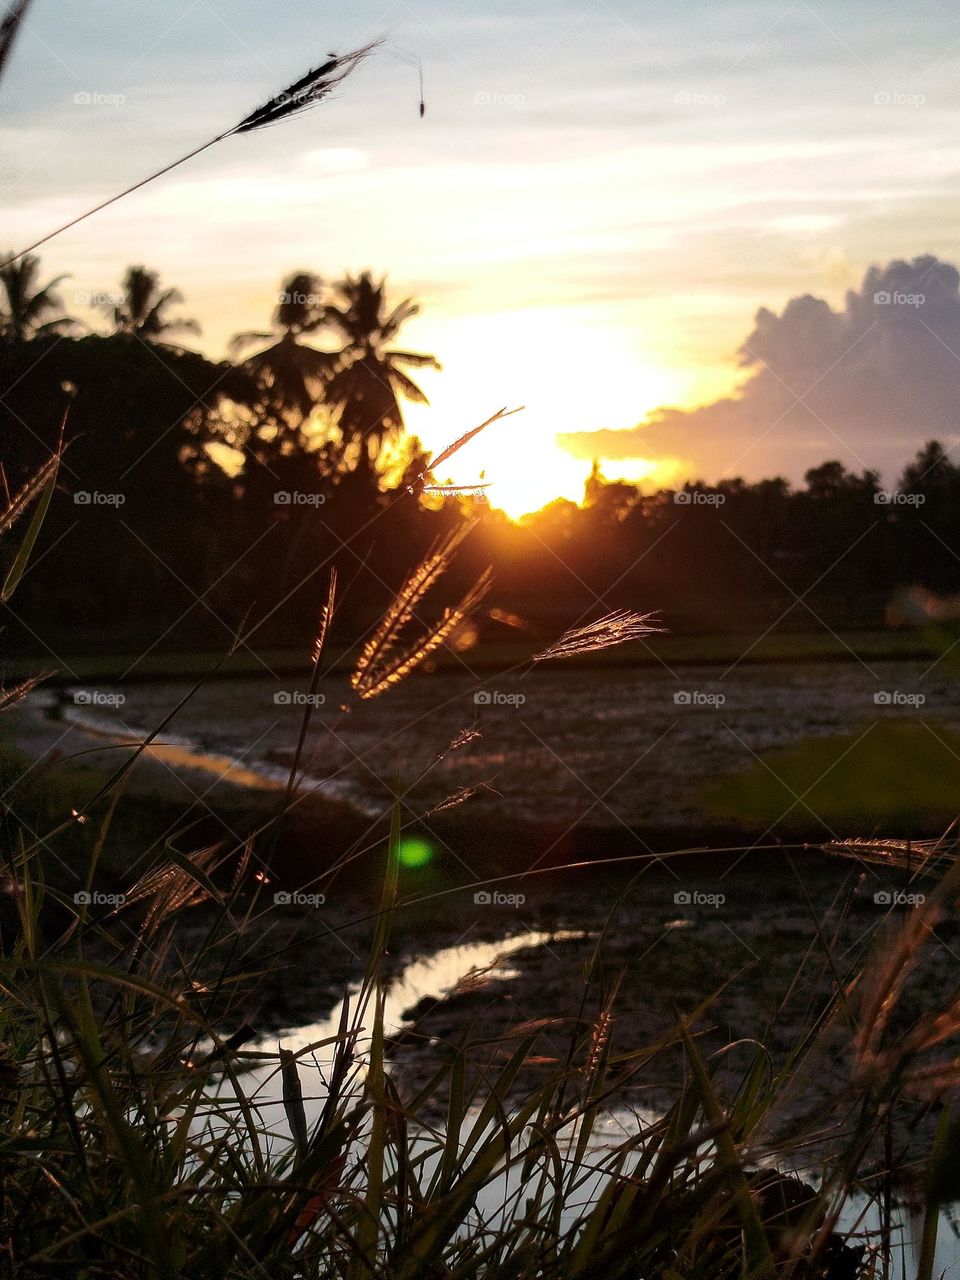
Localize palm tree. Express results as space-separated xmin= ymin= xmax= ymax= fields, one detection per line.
xmin=230 ymin=271 xmax=335 ymax=433
xmin=0 ymin=252 xmax=77 ymax=341
xmin=107 ymin=265 xmax=199 ymax=342
xmin=324 ymin=271 xmax=439 ymax=475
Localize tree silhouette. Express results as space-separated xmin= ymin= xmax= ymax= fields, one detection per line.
xmin=324 ymin=271 xmax=439 ymax=477
xmin=803 ymin=459 xmax=878 ymax=500
xmin=900 ymin=440 xmax=960 ymax=499
xmin=106 ymin=265 xmax=200 ymax=342
xmin=0 ymin=252 xmax=78 ymax=341
xmin=230 ymin=271 xmax=335 ymax=441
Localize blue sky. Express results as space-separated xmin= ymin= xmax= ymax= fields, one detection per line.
xmin=3 ymin=0 xmax=960 ymax=511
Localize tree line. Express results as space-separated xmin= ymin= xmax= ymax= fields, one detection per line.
xmin=2 ymin=253 xmax=959 ymax=655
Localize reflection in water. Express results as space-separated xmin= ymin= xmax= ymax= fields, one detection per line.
xmin=221 ymin=931 xmax=960 ymax=1278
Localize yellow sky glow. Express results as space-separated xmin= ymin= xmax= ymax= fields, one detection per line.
xmin=404 ymin=306 xmax=703 ymax=517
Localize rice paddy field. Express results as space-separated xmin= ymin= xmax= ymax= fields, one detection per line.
xmin=28 ymin=654 xmax=960 ymax=843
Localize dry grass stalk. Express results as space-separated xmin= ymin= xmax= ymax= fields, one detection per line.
xmin=351 ymin=523 xmax=491 ymax=700
xmin=852 ymin=892 xmax=941 ymax=1076
xmin=534 ymin=609 xmax=665 ymax=662
xmin=426 ymin=780 xmax=499 ymax=815
xmin=443 ymin=728 xmax=481 ymax=754
xmin=0 ymin=0 xmax=31 ymax=85
xmin=232 ymin=45 xmax=379 ymax=133
xmin=0 ymin=673 xmax=50 ymax=712
xmin=0 ymin=452 xmax=58 ymax=535
xmin=2 ymin=43 xmax=378 ymax=268
xmin=119 ymin=844 xmax=228 ymax=931
xmin=353 ymin=570 xmax=491 ymax=701
xmin=407 ymin=407 xmax=522 ymax=494
xmin=901 ymin=1060 xmax=960 ymax=1099
xmin=312 ymin=566 xmax=337 ymax=666
xmin=823 ymin=838 xmax=950 ymax=877
xmin=422 ymin=483 xmax=492 ymax=497
xmin=584 ymin=1008 xmax=613 ymax=1079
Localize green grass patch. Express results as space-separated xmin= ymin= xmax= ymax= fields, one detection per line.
xmin=702 ymin=718 xmax=960 ymax=834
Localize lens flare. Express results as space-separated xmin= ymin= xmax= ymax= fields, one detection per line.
xmin=397 ymin=836 xmax=434 ymax=868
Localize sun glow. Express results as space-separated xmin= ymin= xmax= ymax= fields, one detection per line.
xmin=403 ymin=307 xmax=692 ymax=520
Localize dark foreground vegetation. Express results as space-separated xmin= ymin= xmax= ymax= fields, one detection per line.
xmin=5 ymin=401 xmax=960 ymax=1278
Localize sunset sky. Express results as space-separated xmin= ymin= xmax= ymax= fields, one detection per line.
xmin=4 ymin=0 xmax=960 ymax=515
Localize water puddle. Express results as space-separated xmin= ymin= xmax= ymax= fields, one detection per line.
xmin=241 ymin=928 xmax=585 ymax=1118
xmin=225 ymin=930 xmax=960 ymax=1277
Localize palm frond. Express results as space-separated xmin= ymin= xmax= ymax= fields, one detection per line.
xmin=388 ymin=350 xmax=441 ymax=369
xmin=228 ymin=330 xmax=274 ymax=357
xmin=387 ymin=367 xmax=430 ymax=405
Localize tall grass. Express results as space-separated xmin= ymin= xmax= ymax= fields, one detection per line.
xmin=3 ymin=795 xmax=960 ymax=1276
xmin=3 ymin=461 xmax=960 ymax=1278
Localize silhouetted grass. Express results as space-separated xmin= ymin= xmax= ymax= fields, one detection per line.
xmin=3 ymin=458 xmax=960 ymax=1278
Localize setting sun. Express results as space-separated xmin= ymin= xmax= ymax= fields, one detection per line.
xmin=404 ymin=306 xmax=690 ymax=518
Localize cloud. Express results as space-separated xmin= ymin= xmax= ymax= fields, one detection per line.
xmin=559 ymin=255 xmax=960 ymax=483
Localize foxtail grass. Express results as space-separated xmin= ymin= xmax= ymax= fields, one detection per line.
xmin=1 ymin=42 xmax=378 ymax=269
xmin=533 ymin=609 xmax=666 ymax=662
xmin=3 ymin=458 xmax=959 ymax=1278
xmin=3 ymin=817 xmax=960 ymax=1277
xmin=0 ymin=0 xmax=31 ymax=84
xmin=350 ymin=522 xmax=492 ymax=700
